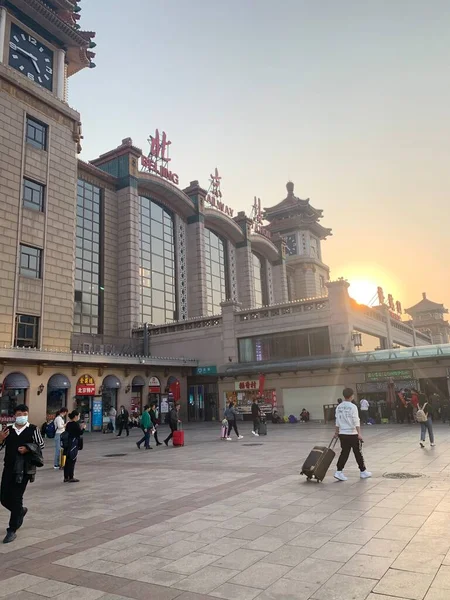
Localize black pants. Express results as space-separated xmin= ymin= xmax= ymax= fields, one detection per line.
xmin=117 ymin=421 xmax=129 ymax=436
xmin=227 ymin=419 xmax=239 ymax=437
xmin=253 ymin=417 xmax=260 ymax=433
xmin=137 ymin=429 xmax=151 ymax=449
xmin=1 ymin=469 xmax=29 ymax=532
xmin=153 ymin=428 xmax=160 ymax=444
xmin=361 ymin=410 xmax=369 ymax=425
xmin=336 ymin=435 xmax=366 ymax=472
xmin=165 ymin=428 xmax=175 ymax=444
xmin=64 ymin=457 xmax=77 ymax=480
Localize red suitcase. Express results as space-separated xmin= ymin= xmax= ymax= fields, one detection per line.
xmin=173 ymin=430 xmax=184 ymax=446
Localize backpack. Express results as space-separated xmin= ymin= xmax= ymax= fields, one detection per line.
xmin=415 ymin=404 xmax=428 ymax=423
xmin=46 ymin=421 xmax=56 ymax=439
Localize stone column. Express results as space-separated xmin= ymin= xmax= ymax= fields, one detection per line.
xmin=266 ymin=261 xmax=274 ymax=305
xmin=183 ymin=181 xmax=208 ymax=317
xmin=221 ymin=300 xmax=240 ymax=363
xmin=174 ymin=214 xmax=188 ymax=320
xmin=227 ymin=241 xmax=238 ymax=303
xmin=234 ymin=212 xmax=255 ymax=308
xmin=271 ymin=238 xmax=288 ymax=304
xmin=326 ymin=279 xmax=353 ymax=353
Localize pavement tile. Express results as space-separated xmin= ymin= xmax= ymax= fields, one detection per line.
xmin=52 ymin=587 xmax=106 ymax=600
xmin=161 ymin=552 xmax=218 ymax=575
xmin=176 ymin=520 xmax=217 ymax=533
xmin=374 ymin=568 xmax=434 ymax=599
xmin=339 ymin=554 xmax=393 ymax=579
xmin=213 ymin=548 xmax=268 ymax=570
xmin=230 ymin=562 xmax=291 ymax=589
xmin=332 ymin=527 xmax=376 ymax=545
xmin=258 ymin=577 xmax=322 ymax=600
xmin=108 ymin=544 xmax=157 ymax=563
xmin=172 ymin=566 xmax=238 ymax=594
xmin=312 ymin=573 xmax=376 ymax=600
xmin=392 ymin=551 xmax=444 ymax=575
xmin=0 ymin=575 xmax=47 ymax=598
xmin=359 ymin=538 xmax=407 ymax=558
xmin=117 ymin=580 xmax=180 ymax=600
xmin=287 ymin=531 xmax=333 ymax=549
xmin=424 ymin=589 xmax=450 ymax=600
xmin=285 ymin=557 xmax=341 ymax=584
xmin=228 ymin=524 xmax=273 ymax=541
xmin=311 ymin=541 xmax=361 ymax=563
xmin=201 ymin=538 xmax=248 ymax=557
xmin=432 ymin=565 xmax=450 ymax=589
xmin=375 ymin=524 xmax=419 ymax=542
xmin=210 ymin=582 xmax=261 ymax=600
xmin=262 ymin=544 xmax=313 ymax=567
xmin=154 ymin=540 xmax=207 ymax=560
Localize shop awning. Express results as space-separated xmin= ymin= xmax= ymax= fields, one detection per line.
xmin=103 ymin=375 xmax=121 ymax=390
xmin=3 ymin=372 xmax=30 ymax=390
xmin=132 ymin=376 xmax=146 ymax=387
xmin=48 ymin=373 xmax=71 ymax=390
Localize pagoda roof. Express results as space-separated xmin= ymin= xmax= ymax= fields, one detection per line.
xmin=406 ymin=293 xmax=448 ymax=315
xmin=264 ymin=181 xmax=323 ymax=222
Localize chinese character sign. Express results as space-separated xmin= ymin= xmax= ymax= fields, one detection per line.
xmin=76 ymin=374 xmax=95 ymax=396
xmin=140 ymin=128 xmax=179 ymax=185
xmin=235 ymin=380 xmax=259 ymax=391
xmin=205 ymin=167 xmax=234 ymax=217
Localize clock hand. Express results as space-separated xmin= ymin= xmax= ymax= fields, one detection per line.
xmin=15 ymin=46 xmax=38 ymax=61
xmin=32 ymin=59 xmax=41 ymax=74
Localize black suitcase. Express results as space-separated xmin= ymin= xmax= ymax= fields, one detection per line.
xmin=259 ymin=421 xmax=267 ymax=435
xmin=301 ymin=439 xmax=337 ymax=482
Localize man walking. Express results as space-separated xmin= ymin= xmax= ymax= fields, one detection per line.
xmin=334 ymin=388 xmax=372 ymax=481
xmin=136 ymin=406 xmax=152 ymax=450
xmin=53 ymin=407 xmax=68 ymax=469
xmin=109 ymin=406 xmax=117 ymax=434
xmin=251 ymin=399 xmax=261 ymax=436
xmin=359 ymin=397 xmax=369 ymax=425
xmin=116 ymin=405 xmax=129 ymax=437
xmin=164 ymin=404 xmax=180 ymax=446
xmin=149 ymin=403 xmax=162 ymax=446
xmin=0 ymin=404 xmax=45 ymax=544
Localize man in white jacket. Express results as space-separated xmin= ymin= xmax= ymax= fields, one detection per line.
xmin=334 ymin=388 xmax=372 ymax=481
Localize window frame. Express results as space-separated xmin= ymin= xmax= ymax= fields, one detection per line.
xmin=25 ymin=116 xmax=48 ymax=150
xmin=14 ymin=314 xmax=39 ymax=348
xmin=19 ymin=244 xmax=42 ymax=279
xmin=23 ymin=177 xmax=45 ymax=212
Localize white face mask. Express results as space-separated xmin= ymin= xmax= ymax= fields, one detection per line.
xmin=15 ymin=415 xmax=28 ymax=426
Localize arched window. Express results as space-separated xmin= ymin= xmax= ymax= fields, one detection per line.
xmin=252 ymin=252 xmax=268 ymax=307
xmin=204 ymin=228 xmax=228 ymax=315
xmin=139 ymin=196 xmax=176 ymax=325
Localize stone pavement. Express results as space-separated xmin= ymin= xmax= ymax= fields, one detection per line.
xmin=1 ymin=421 xmax=450 ymax=600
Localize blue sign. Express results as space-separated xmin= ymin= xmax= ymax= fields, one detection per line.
xmin=195 ymin=366 xmax=217 ymax=375
xmin=92 ymin=398 xmax=103 ymax=430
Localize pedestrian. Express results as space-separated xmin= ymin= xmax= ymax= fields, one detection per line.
xmin=53 ymin=407 xmax=68 ymax=469
xmin=116 ymin=405 xmax=129 ymax=437
xmin=164 ymin=404 xmax=180 ymax=446
xmin=417 ymin=394 xmax=435 ymax=448
xmin=225 ymin=401 xmax=243 ymax=441
xmin=300 ymin=408 xmax=310 ymax=422
xmin=359 ymin=398 xmax=369 ymax=425
xmin=109 ymin=406 xmax=117 ymax=434
xmin=251 ymin=398 xmax=261 ymax=436
xmin=0 ymin=404 xmax=45 ymax=544
xmin=150 ymin=402 xmax=162 ymax=446
xmin=337 ymin=398 xmax=343 ymax=404
xmin=62 ymin=410 xmax=85 ymax=483
xmin=334 ymin=388 xmax=372 ymax=481
xmin=136 ymin=405 xmax=152 ymax=450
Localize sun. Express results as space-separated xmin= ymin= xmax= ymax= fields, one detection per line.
xmin=348 ymin=279 xmax=378 ymax=306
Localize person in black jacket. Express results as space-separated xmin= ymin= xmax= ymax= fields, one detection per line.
xmin=150 ymin=403 xmax=162 ymax=446
xmin=164 ymin=404 xmax=180 ymax=446
xmin=0 ymin=404 xmax=44 ymax=544
xmin=251 ymin=400 xmax=261 ymax=436
xmin=116 ymin=405 xmax=130 ymax=437
xmin=63 ymin=411 xmax=85 ymax=483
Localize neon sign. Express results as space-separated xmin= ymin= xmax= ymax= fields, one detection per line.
xmin=250 ymin=196 xmax=271 ymax=239
xmin=141 ymin=129 xmax=179 ymax=185
xmin=205 ymin=168 xmax=234 ymax=217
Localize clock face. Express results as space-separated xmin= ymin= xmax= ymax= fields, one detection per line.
xmin=285 ymin=234 xmax=297 ymax=256
xmin=9 ymin=23 xmax=54 ymax=91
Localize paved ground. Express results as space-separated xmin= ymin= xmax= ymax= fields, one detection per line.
xmin=1 ymin=421 xmax=450 ymax=600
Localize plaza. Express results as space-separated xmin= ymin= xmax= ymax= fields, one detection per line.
xmin=1 ymin=422 xmax=450 ymax=600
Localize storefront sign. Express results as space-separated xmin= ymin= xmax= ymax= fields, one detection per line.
xmin=205 ymin=168 xmax=234 ymax=217
xmin=0 ymin=415 xmax=14 ymax=424
xmin=149 ymin=376 xmax=161 ymax=393
xmin=76 ymin=374 xmax=95 ymax=396
xmin=92 ymin=398 xmax=103 ymax=430
xmin=250 ymin=197 xmax=271 ymax=239
xmin=141 ymin=129 xmax=179 ymax=185
xmin=366 ymin=370 xmax=413 ymax=382
xmin=195 ymin=366 xmax=217 ymax=375
xmin=357 ymin=380 xmax=417 ymax=394
xmin=235 ymin=380 xmax=258 ymax=391
xmin=160 ymin=398 xmax=169 ymax=414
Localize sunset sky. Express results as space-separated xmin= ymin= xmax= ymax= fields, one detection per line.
xmin=71 ymin=0 xmax=450 ymax=312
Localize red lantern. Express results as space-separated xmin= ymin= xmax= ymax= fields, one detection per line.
xmin=259 ymin=374 xmax=265 ymax=396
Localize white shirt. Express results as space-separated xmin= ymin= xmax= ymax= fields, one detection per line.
xmin=335 ymin=401 xmax=360 ymax=435
xmin=54 ymin=415 xmax=65 ymax=434
xmin=360 ymin=399 xmax=369 ymax=411
xmin=12 ymin=422 xmax=30 ymax=436
xmin=110 ymin=408 xmax=117 ymax=417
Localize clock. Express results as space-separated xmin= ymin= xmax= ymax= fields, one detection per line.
xmin=9 ymin=23 xmax=54 ymax=91
xmin=285 ymin=234 xmax=297 ymax=256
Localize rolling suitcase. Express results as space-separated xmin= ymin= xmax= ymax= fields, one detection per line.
xmin=259 ymin=421 xmax=267 ymax=435
xmin=300 ymin=438 xmax=337 ymax=482
xmin=173 ymin=430 xmax=184 ymax=446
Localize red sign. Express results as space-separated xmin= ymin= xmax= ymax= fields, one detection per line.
xmin=205 ymin=168 xmax=234 ymax=217
xmin=76 ymin=374 xmax=95 ymax=396
xmin=251 ymin=197 xmax=271 ymax=239
xmin=141 ymin=129 xmax=179 ymax=185
xmin=235 ymin=380 xmax=258 ymax=391
xmin=149 ymin=376 xmax=161 ymax=394
xmin=0 ymin=416 xmax=14 ymax=424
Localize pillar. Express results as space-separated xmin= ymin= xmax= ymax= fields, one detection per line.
xmin=221 ymin=300 xmax=240 ymax=363
xmin=184 ymin=181 xmax=208 ymax=317
xmin=271 ymin=238 xmax=288 ymax=303
xmin=234 ymin=212 xmax=255 ymax=308
xmin=326 ymin=280 xmax=353 ymax=353
xmin=56 ymin=49 xmax=65 ymax=100
xmin=0 ymin=8 xmax=6 ymax=64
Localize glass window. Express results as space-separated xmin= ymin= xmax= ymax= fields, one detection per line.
xmin=19 ymin=245 xmax=42 ymax=278
xmin=238 ymin=327 xmax=331 ymax=362
xmin=139 ymin=196 xmax=176 ymax=325
xmin=73 ymin=179 xmax=103 ymax=335
xmin=25 ymin=116 xmax=47 ymax=150
xmin=252 ymin=253 xmax=268 ymax=308
xmin=14 ymin=314 xmax=39 ymax=348
xmin=204 ymin=229 xmax=228 ymax=315
xmin=23 ymin=178 xmax=45 ymax=212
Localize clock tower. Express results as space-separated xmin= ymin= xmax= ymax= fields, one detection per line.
xmin=264 ymin=182 xmax=332 ymax=300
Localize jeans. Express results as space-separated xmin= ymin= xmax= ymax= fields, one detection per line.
xmin=110 ymin=417 xmax=116 ymax=434
xmin=137 ymin=428 xmax=151 ymax=449
xmin=227 ymin=419 xmax=239 ymax=437
xmin=336 ymin=434 xmax=366 ymax=472
xmin=420 ymin=417 xmax=434 ymax=443
xmin=1 ymin=469 xmax=29 ymax=532
xmin=54 ymin=432 xmax=61 ymax=467
xmin=117 ymin=421 xmax=129 ymax=436
xmin=165 ymin=428 xmax=175 ymax=444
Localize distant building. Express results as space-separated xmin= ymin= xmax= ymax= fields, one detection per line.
xmin=406 ymin=293 xmax=450 ymax=344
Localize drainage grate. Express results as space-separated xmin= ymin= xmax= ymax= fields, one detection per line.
xmin=104 ymin=453 xmax=128 ymax=457
xmin=242 ymin=443 xmax=264 ymax=447
xmin=383 ymin=472 xmax=423 ymax=479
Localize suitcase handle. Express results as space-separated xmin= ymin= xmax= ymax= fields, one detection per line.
xmin=328 ymin=437 xmax=338 ymax=449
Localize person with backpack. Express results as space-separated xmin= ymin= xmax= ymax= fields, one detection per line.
xmin=417 ymin=395 xmax=435 ymax=448
xmin=53 ymin=408 xmax=68 ymax=470
xmin=62 ymin=411 xmax=85 ymax=483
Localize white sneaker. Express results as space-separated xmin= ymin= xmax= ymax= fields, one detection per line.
xmin=226 ymin=437 xmax=232 ymax=441
xmin=360 ymin=470 xmax=372 ymax=479
xmin=334 ymin=471 xmax=347 ymax=481
xmin=254 ymin=433 xmax=259 ymax=437
xmin=431 ymin=443 xmax=436 ymax=447
xmin=252 ymin=431 xmax=257 ymax=436
xmin=238 ymin=435 xmax=244 ymax=439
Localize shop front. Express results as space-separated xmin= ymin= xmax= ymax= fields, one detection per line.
xmin=356 ymin=370 xmax=418 ymax=422
xmin=131 ymin=375 xmax=146 ymax=414
xmin=0 ymin=372 xmax=29 ymax=423
xmin=101 ymin=375 xmax=120 ymax=417
xmin=46 ymin=373 xmax=71 ymax=418
xmin=225 ymin=379 xmax=276 ymax=421
xmin=74 ymin=373 xmax=98 ymax=431
xmin=187 ymin=366 xmax=219 ymax=422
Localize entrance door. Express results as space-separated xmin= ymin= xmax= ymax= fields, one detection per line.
xmin=75 ymin=396 xmax=92 ymax=431
xmin=188 ymin=385 xmax=204 ymax=421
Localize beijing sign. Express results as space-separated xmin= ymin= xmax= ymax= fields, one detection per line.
xmin=205 ymin=168 xmax=234 ymax=217
xmin=141 ymin=129 xmax=179 ymax=185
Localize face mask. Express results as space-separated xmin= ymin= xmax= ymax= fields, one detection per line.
xmin=15 ymin=416 xmax=28 ymax=426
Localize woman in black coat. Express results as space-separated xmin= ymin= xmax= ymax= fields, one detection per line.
xmin=63 ymin=410 xmax=85 ymax=483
